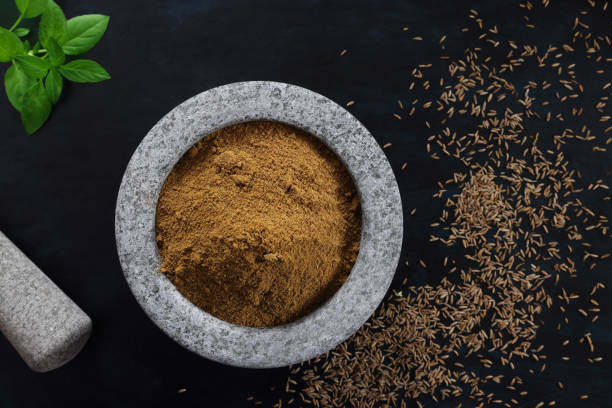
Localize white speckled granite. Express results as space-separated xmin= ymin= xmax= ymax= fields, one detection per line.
xmin=115 ymin=81 xmax=402 ymax=368
xmin=0 ymin=231 xmax=92 ymax=372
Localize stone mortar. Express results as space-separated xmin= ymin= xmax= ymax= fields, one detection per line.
xmin=115 ymin=81 xmax=403 ymax=368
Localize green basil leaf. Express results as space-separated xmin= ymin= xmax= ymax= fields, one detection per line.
xmin=59 ymin=59 xmax=110 ymax=83
xmin=46 ymin=37 xmax=65 ymax=66
xmin=15 ymin=0 xmax=48 ymax=18
xmin=32 ymin=41 xmax=41 ymax=53
xmin=38 ymin=0 xmax=67 ymax=47
xmin=14 ymin=55 xmax=50 ymax=78
xmin=62 ymin=14 xmax=109 ymax=55
xmin=23 ymin=40 xmax=31 ymax=52
xmin=44 ymin=69 xmax=62 ymax=104
xmin=20 ymin=81 xmax=52 ymax=135
xmin=14 ymin=28 xmax=31 ymax=38
xmin=4 ymin=64 xmax=35 ymax=111
xmin=0 ymin=27 xmax=24 ymax=62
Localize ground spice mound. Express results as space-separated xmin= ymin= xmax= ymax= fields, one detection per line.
xmin=155 ymin=121 xmax=361 ymax=327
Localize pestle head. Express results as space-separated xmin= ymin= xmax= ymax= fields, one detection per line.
xmin=0 ymin=231 xmax=92 ymax=372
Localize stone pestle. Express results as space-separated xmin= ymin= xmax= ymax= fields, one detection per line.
xmin=0 ymin=231 xmax=91 ymax=372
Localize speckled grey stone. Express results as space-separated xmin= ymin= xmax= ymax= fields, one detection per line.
xmin=115 ymin=81 xmax=402 ymax=368
xmin=0 ymin=231 xmax=92 ymax=372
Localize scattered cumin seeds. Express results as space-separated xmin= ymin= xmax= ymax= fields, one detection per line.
xmin=276 ymin=2 xmax=612 ymax=407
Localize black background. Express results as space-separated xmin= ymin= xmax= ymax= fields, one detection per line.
xmin=1 ymin=0 xmax=611 ymax=407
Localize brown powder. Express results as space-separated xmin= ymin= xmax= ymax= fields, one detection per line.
xmin=155 ymin=121 xmax=361 ymax=327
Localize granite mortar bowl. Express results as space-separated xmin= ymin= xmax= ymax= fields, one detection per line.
xmin=115 ymin=81 xmax=403 ymax=368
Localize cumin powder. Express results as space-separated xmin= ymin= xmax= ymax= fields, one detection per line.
xmin=155 ymin=121 xmax=361 ymax=327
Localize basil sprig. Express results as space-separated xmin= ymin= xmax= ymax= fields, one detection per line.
xmin=1 ymin=0 xmax=110 ymax=134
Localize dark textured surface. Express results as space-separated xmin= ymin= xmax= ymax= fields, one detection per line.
xmin=0 ymin=0 xmax=610 ymax=407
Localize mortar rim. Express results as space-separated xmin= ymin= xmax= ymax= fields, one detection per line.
xmin=115 ymin=81 xmax=403 ymax=368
